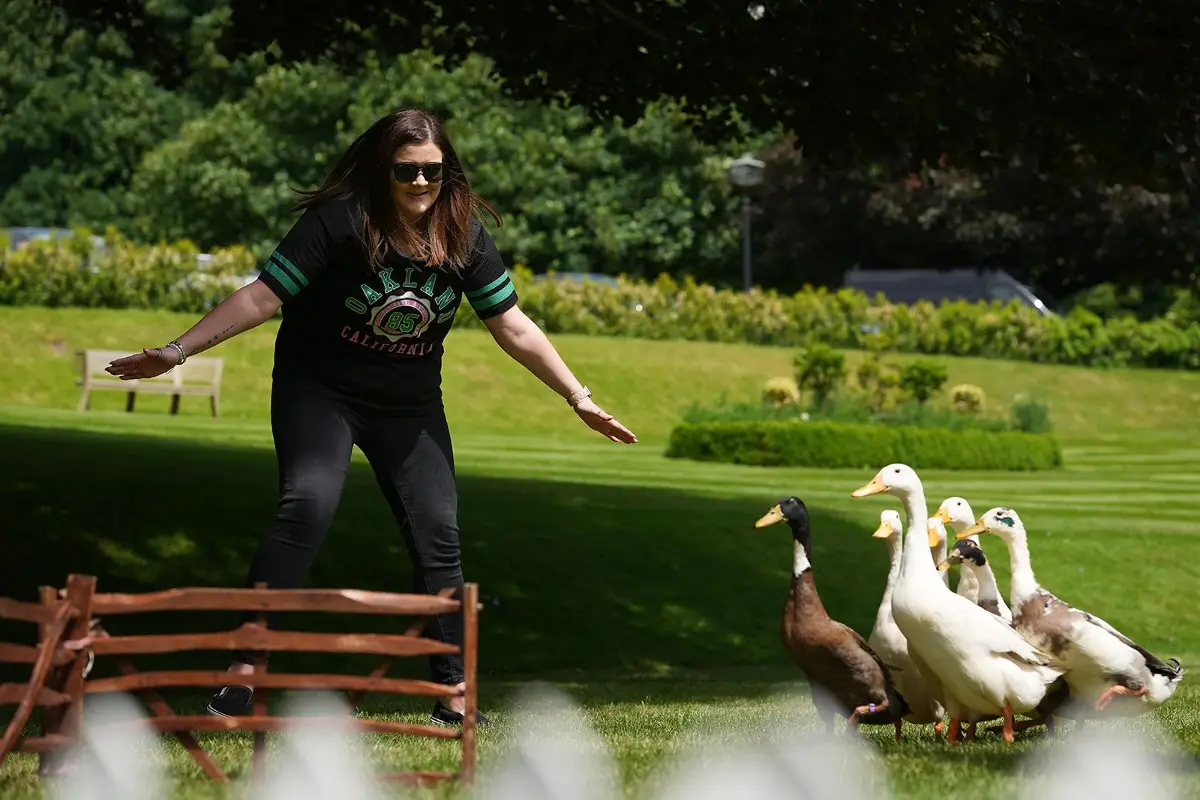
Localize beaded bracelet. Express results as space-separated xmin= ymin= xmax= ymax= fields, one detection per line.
xmin=165 ymin=340 xmax=187 ymax=364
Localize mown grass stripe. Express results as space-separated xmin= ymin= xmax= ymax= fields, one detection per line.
xmin=4 ymin=406 xmax=1192 ymax=519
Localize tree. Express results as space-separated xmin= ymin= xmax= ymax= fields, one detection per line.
xmin=40 ymin=0 xmax=1200 ymax=188
xmin=0 ymin=0 xmax=195 ymax=229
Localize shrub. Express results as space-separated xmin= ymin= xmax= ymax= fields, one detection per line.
xmin=793 ymin=342 xmax=846 ymax=409
xmin=682 ymin=393 xmax=1018 ymax=433
xmin=665 ymin=420 xmax=1062 ymax=471
xmin=899 ymin=359 xmax=950 ymax=404
xmin=854 ymin=355 xmax=903 ymax=413
xmin=762 ymin=376 xmax=801 ymax=408
xmin=1011 ymin=393 xmax=1053 ymax=433
xmin=950 ymin=383 xmax=987 ymax=414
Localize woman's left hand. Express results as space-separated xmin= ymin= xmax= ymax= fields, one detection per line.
xmin=573 ymin=398 xmax=638 ymax=444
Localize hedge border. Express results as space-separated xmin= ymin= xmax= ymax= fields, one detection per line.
xmin=665 ymin=419 xmax=1062 ymax=471
xmin=5 ymin=230 xmax=1199 ymax=372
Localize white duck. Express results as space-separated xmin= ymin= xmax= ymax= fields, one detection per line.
xmin=932 ymin=537 xmax=1013 ymax=741
xmin=851 ymin=464 xmax=1065 ymax=743
xmin=866 ymin=509 xmax=946 ymax=738
xmin=960 ymin=507 xmax=1185 ymax=718
xmin=935 ymin=496 xmax=1013 ymax=623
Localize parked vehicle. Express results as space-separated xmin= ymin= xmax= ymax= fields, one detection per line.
xmin=842 ymin=267 xmax=1059 ymax=316
xmin=5 ymin=226 xmax=106 ymax=252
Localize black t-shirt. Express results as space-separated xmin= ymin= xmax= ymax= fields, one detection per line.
xmin=256 ymin=196 xmax=518 ymax=410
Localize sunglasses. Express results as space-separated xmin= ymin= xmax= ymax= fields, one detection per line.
xmin=391 ymin=161 xmax=444 ymax=183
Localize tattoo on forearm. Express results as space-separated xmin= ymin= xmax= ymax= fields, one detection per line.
xmin=200 ymin=323 xmax=238 ymax=350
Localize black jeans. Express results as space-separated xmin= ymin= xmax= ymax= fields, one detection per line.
xmin=234 ymin=376 xmax=465 ymax=686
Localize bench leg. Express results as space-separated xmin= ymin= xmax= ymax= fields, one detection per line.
xmin=76 ymin=388 xmax=91 ymax=412
xmin=170 ymin=394 xmax=180 ymax=415
xmin=210 ymin=394 xmax=219 ymax=417
xmin=125 ymin=392 xmax=136 ymax=413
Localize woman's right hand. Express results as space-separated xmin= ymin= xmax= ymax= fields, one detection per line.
xmin=105 ymin=346 xmax=181 ymax=381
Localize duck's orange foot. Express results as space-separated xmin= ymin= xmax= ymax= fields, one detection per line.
xmin=933 ymin=719 xmax=945 ymax=738
xmin=983 ymin=716 xmax=1044 ymax=737
xmin=946 ymin=718 xmax=962 ymax=745
xmin=1002 ymin=703 xmax=1015 ymax=743
xmin=1095 ymin=684 xmax=1147 ymax=712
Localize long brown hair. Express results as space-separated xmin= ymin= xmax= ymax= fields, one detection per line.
xmin=294 ymin=108 xmax=501 ymax=273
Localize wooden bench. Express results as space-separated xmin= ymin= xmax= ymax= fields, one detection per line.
xmin=75 ymin=349 xmax=224 ymax=416
xmin=0 ymin=575 xmax=481 ymax=787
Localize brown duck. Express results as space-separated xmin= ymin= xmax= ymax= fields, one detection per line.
xmin=756 ymin=496 xmax=909 ymax=736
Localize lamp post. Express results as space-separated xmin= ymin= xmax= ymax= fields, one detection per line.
xmin=725 ymin=154 xmax=765 ymax=292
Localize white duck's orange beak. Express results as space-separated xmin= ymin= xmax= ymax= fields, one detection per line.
xmin=851 ymin=476 xmax=888 ymax=498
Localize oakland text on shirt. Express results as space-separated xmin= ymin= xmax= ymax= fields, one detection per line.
xmin=335 ymin=258 xmax=516 ymax=357
xmin=259 ymin=205 xmax=518 ymax=363
xmin=340 ymin=265 xmax=458 ymax=357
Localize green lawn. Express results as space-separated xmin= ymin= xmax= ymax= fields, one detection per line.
xmin=5 ymin=306 xmax=1200 ymax=443
xmin=1 ymin=307 xmax=1199 ymax=798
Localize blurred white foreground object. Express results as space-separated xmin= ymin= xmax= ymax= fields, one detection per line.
xmin=473 ymin=683 xmax=618 ymax=800
xmin=1018 ymin=722 xmax=1187 ymax=800
xmin=49 ymin=692 xmax=167 ymax=800
xmin=257 ymin=691 xmax=385 ymax=800
xmin=650 ymin=716 xmax=890 ymax=800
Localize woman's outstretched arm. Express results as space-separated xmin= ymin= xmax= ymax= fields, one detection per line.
xmin=105 ymin=279 xmax=282 ymax=380
xmin=482 ymin=305 xmax=637 ymax=444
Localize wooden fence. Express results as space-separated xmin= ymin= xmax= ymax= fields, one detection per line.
xmin=0 ymin=574 xmax=480 ymax=787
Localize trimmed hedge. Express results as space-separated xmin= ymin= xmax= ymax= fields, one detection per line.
xmin=665 ymin=419 xmax=1062 ymax=471
xmin=0 ymin=229 xmax=252 ymax=312
xmin=3 ymin=228 xmax=1200 ymax=371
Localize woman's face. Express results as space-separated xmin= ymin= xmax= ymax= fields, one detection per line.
xmin=391 ymin=141 xmax=444 ymax=222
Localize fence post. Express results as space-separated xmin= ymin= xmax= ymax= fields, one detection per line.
xmin=461 ymin=582 xmax=479 ymax=784
xmin=251 ymin=581 xmax=269 ymax=782
xmin=36 ymin=585 xmax=62 ymax=776
xmin=60 ymin=575 xmax=96 ymax=739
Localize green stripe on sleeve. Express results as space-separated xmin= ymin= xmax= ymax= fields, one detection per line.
xmin=465 ymin=273 xmax=509 ymax=301
xmin=271 ymin=251 xmax=309 ymax=287
xmin=470 ymin=281 xmax=516 ymax=312
xmin=263 ymin=261 xmax=300 ymax=296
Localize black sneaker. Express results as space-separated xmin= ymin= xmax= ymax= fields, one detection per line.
xmin=206 ymin=685 xmax=253 ymax=717
xmin=430 ymin=700 xmax=489 ymax=726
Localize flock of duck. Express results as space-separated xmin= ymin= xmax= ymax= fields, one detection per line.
xmin=753 ymin=462 xmax=1185 ymax=744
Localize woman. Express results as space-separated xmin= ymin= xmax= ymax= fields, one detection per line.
xmin=105 ymin=107 xmax=637 ymax=725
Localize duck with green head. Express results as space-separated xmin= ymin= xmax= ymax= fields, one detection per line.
xmin=960 ymin=506 xmax=1184 ymax=718
xmin=755 ymin=496 xmax=909 ymax=736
